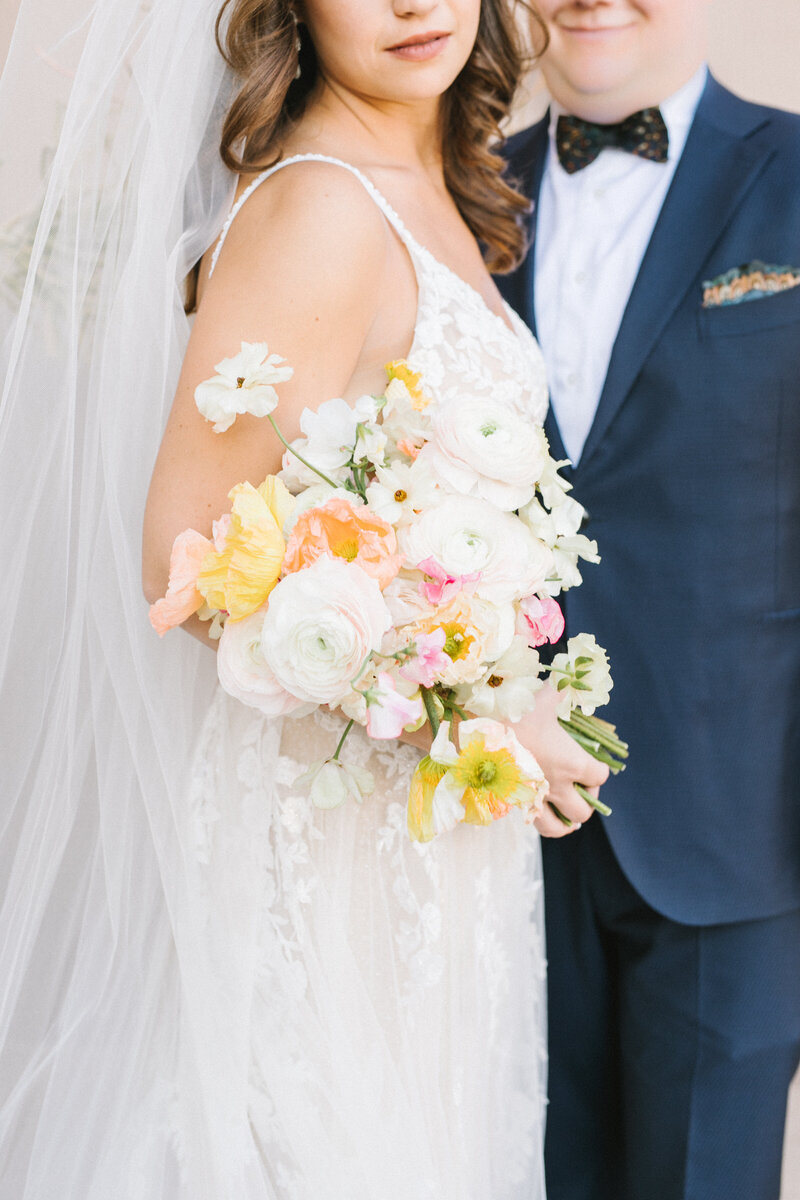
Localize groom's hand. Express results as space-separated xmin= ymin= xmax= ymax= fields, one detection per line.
xmin=514 ymin=683 xmax=610 ymax=838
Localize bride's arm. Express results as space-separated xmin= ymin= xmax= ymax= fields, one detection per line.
xmin=142 ymin=163 xmax=414 ymax=622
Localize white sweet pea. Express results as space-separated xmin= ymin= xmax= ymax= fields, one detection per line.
xmin=354 ymin=423 xmax=388 ymax=468
xmin=259 ymin=556 xmax=391 ymax=706
xmin=194 ymin=341 xmax=293 ymax=433
xmin=381 ymin=377 xmax=432 ymax=447
xmin=399 ymin=495 xmax=552 ymax=605
xmin=278 ymin=396 xmax=359 ymax=490
xmin=519 ymin=491 xmax=586 ymax=544
xmin=353 ymin=393 xmax=383 ymax=424
xmin=520 ymin=493 xmax=598 ymax=595
xmin=536 ymin=444 xmax=575 ymax=510
xmin=550 ymin=633 xmax=613 ymax=717
xmin=456 ymin=637 xmax=543 ymax=722
xmin=547 ymin=535 xmax=601 ymax=595
xmin=418 ymin=396 xmax=546 ymax=511
xmin=294 ymin=758 xmax=375 ymax=810
xmin=217 ymin=607 xmax=316 ymax=717
xmin=518 ymin=496 xmax=559 ymax=551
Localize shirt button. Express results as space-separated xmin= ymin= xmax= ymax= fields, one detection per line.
xmin=566 ymin=372 xmax=579 ymax=386
xmin=574 ymin=270 xmax=587 ymax=285
xmin=593 ymin=187 xmax=606 ymax=200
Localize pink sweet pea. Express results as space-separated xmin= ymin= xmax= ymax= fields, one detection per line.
xmin=399 ymin=629 xmax=450 ymax=688
xmin=365 ymin=672 xmax=424 ymax=740
xmin=517 ymin=595 xmax=565 ymax=647
xmin=417 ymin=557 xmax=481 ymax=605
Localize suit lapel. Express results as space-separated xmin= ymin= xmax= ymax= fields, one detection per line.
xmin=501 ymin=118 xmax=549 ymax=337
xmin=500 ymin=119 xmax=570 ymax=459
xmin=578 ymin=77 xmax=775 ymax=469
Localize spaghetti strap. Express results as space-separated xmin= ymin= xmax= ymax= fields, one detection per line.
xmin=208 ymin=153 xmax=420 ymax=277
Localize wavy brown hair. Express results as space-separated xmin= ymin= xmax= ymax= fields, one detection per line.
xmin=215 ymin=0 xmax=547 ymax=273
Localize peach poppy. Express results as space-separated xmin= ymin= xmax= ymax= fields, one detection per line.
xmin=283 ymin=497 xmax=403 ymax=590
xmin=149 ymin=528 xmax=213 ymax=636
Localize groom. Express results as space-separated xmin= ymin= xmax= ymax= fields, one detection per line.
xmin=498 ymin=1 xmax=800 ymax=1197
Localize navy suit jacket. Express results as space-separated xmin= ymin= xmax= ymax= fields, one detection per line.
xmin=498 ymin=76 xmax=800 ymax=924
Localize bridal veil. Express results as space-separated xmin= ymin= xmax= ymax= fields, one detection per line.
xmin=0 ymin=0 xmax=277 ymax=1193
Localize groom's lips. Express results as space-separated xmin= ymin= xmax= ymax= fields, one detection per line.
xmin=557 ymin=21 xmax=637 ymax=38
xmin=386 ymin=31 xmax=451 ymax=61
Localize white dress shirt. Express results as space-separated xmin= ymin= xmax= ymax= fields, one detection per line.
xmin=534 ymin=66 xmax=708 ymax=464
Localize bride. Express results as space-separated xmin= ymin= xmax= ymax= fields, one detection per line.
xmin=0 ymin=0 xmax=605 ymax=1196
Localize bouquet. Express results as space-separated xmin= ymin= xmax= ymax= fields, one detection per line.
xmin=150 ymin=343 xmax=627 ymax=840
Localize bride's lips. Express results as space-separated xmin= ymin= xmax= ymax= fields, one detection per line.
xmin=386 ymin=31 xmax=451 ymax=62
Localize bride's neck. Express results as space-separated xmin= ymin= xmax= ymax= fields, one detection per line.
xmin=294 ymin=79 xmax=445 ymax=178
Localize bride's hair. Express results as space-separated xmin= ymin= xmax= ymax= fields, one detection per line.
xmin=215 ymin=0 xmax=547 ymax=273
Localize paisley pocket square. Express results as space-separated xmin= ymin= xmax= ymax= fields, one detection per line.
xmin=702 ymin=261 xmax=800 ymax=308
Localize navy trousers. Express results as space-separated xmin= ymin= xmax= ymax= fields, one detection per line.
xmin=541 ymin=818 xmax=800 ymax=1200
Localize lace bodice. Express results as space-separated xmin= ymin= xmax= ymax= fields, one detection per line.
xmin=210 ymin=153 xmax=549 ymax=424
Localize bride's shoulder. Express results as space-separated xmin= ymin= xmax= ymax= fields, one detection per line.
xmin=203 ymin=156 xmax=392 ymax=295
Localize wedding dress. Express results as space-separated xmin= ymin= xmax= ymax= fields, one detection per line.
xmin=183 ymin=155 xmax=550 ymax=1199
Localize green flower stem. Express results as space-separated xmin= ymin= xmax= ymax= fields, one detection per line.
xmin=421 ymin=687 xmax=441 ymax=738
xmin=559 ymin=717 xmax=628 ymax=774
xmin=267 ymin=414 xmax=340 ymax=490
xmin=548 ymin=801 xmax=573 ymax=828
xmin=349 ymin=652 xmax=375 ymax=690
xmin=565 ymin=710 xmax=629 ymax=756
xmin=574 ymin=782 xmax=613 ymax=817
xmin=332 ymin=719 xmax=355 ymax=761
xmin=579 ymin=739 xmax=623 ymax=773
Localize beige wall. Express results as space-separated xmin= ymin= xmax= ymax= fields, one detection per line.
xmin=708 ymin=0 xmax=800 ymax=112
xmin=3 ymin=0 xmax=800 ymax=111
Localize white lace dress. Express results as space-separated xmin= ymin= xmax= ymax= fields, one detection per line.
xmin=189 ymin=156 xmax=550 ymax=1200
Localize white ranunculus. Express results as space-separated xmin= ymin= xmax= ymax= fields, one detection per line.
xmin=217 ymin=608 xmax=316 ymax=717
xmin=278 ymin=396 xmax=359 ymax=490
xmin=418 ymin=397 xmax=547 ymax=511
xmin=195 ymin=341 xmax=293 ymax=434
xmin=399 ymin=495 xmax=553 ymax=604
xmin=294 ymin=758 xmax=375 ymax=809
xmin=456 ymin=637 xmax=543 ymax=722
xmin=260 ymin=557 xmax=392 ymax=705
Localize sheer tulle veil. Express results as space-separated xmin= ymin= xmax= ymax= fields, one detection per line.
xmin=0 ymin=0 xmax=284 ymax=1194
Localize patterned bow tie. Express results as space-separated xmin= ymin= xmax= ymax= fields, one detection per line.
xmin=556 ymin=108 xmax=669 ymax=174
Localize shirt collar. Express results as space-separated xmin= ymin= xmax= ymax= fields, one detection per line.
xmin=547 ymin=63 xmax=708 ymax=164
